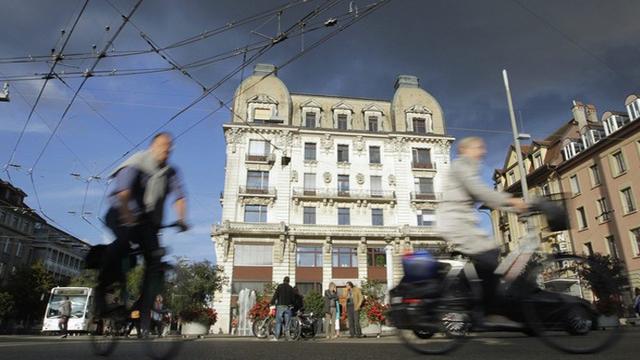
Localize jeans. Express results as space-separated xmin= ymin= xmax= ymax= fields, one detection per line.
xmin=325 ymin=308 xmax=336 ymax=338
xmin=347 ymin=303 xmax=362 ymax=336
xmin=274 ymin=305 xmax=292 ymax=339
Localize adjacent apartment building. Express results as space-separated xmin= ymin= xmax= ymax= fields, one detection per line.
xmin=492 ymin=96 xmax=640 ymax=301
xmin=0 ymin=178 xmax=89 ymax=285
xmin=211 ymin=64 xmax=454 ymax=333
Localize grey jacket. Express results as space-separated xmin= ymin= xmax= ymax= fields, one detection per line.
xmin=60 ymin=299 xmax=72 ymax=317
xmin=436 ymin=155 xmax=510 ymax=254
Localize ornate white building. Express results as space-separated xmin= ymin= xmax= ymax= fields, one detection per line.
xmin=211 ymin=64 xmax=454 ymax=334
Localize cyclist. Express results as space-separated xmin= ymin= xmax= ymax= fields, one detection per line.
xmin=96 ymin=132 xmax=188 ymax=335
xmin=436 ymin=136 xmax=527 ymax=317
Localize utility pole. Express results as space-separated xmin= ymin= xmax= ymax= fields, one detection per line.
xmin=502 ymin=70 xmax=530 ymax=201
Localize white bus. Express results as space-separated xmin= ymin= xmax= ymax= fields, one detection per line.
xmin=42 ymin=287 xmax=96 ymax=334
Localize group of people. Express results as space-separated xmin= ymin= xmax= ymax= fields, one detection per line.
xmin=323 ymin=281 xmax=364 ymax=339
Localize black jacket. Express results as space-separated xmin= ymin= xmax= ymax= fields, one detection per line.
xmin=323 ymin=289 xmax=338 ymax=314
xmin=270 ymin=283 xmax=295 ymax=306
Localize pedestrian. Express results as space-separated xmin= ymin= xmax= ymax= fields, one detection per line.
xmin=126 ymin=298 xmax=142 ymax=338
xmin=59 ymin=296 xmax=72 ymax=338
xmin=346 ymin=281 xmax=364 ymax=338
xmin=150 ymin=294 xmax=165 ymax=336
xmin=292 ymin=286 xmax=304 ymax=315
xmin=634 ymin=288 xmax=640 ymax=318
xmin=323 ymin=282 xmax=338 ymax=339
xmin=270 ymin=276 xmax=296 ymax=341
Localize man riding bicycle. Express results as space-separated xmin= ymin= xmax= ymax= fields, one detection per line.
xmin=96 ymin=132 xmax=188 ymax=334
xmin=436 ymin=136 xmax=527 ymax=317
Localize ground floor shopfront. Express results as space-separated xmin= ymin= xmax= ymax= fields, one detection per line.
xmin=211 ymin=222 xmax=443 ymax=334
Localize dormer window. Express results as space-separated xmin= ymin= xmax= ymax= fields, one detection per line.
xmin=405 ymin=105 xmax=433 ymax=134
xmin=337 ymin=114 xmax=348 ymax=130
xmin=533 ymin=153 xmax=543 ymax=168
xmin=305 ymin=112 xmax=317 ymax=128
xmin=562 ymin=141 xmax=584 ymax=161
xmin=332 ymin=101 xmax=354 ymax=130
xmin=582 ymin=128 xmax=605 ymax=148
xmin=368 ymin=116 xmax=379 ymax=132
xmin=247 ymin=94 xmax=279 ymax=123
xmin=627 ymin=99 xmax=640 ymax=120
xmin=362 ymin=104 xmax=384 ymax=132
xmin=300 ymin=99 xmax=322 ymax=128
xmin=603 ymin=115 xmax=630 ymax=136
xmin=412 ymin=118 xmax=427 ymax=134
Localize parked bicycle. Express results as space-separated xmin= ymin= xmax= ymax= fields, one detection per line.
xmin=89 ymin=222 xmax=185 ymax=360
xmin=252 ymin=305 xmax=301 ymax=341
xmin=389 ymin=199 xmax=622 ymax=355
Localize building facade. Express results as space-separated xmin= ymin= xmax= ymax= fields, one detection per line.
xmin=492 ymin=96 xmax=640 ymax=301
xmin=0 ymin=178 xmax=89 ymax=285
xmin=211 ymin=64 xmax=454 ymax=334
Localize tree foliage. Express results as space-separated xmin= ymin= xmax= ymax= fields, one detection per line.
xmin=303 ymin=291 xmax=324 ymax=319
xmin=0 ymin=292 xmax=15 ymax=320
xmin=167 ymin=258 xmax=227 ymax=319
xmin=3 ymin=262 xmax=55 ymax=324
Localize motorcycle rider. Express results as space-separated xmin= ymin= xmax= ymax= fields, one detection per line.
xmin=436 ymin=136 xmax=527 ymax=317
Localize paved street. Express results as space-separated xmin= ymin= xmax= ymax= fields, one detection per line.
xmin=1 ymin=329 xmax=638 ymax=360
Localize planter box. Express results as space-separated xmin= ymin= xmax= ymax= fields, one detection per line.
xmin=181 ymin=322 xmax=209 ymax=336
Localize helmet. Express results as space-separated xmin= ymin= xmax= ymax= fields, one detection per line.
xmin=402 ymin=250 xmax=438 ymax=282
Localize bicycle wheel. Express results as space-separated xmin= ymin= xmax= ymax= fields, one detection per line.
xmin=252 ymin=318 xmax=270 ymax=339
xmin=286 ymin=317 xmax=302 ymax=341
xmin=398 ymin=274 xmax=473 ymax=355
xmin=521 ymin=254 xmax=622 ymax=354
xmin=144 ymin=263 xmax=184 ymax=360
xmin=90 ymin=284 xmax=128 ymax=356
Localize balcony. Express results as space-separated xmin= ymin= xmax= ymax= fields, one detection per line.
xmin=245 ymin=153 xmax=275 ymax=164
xmin=292 ymin=188 xmax=396 ymax=207
xmin=238 ymin=186 xmax=277 ymax=205
xmin=410 ymin=192 xmax=441 ymax=202
xmin=411 ymin=162 xmax=436 ymax=171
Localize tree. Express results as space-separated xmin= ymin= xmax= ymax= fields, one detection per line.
xmin=4 ymin=262 xmax=55 ymax=326
xmin=303 ymin=291 xmax=324 ymax=319
xmin=68 ymin=269 xmax=98 ymax=288
xmin=579 ymin=254 xmax=628 ymax=316
xmin=0 ymin=292 xmax=15 ymax=322
xmin=167 ymin=258 xmax=227 ymax=321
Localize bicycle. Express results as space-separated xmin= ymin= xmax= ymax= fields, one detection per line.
xmin=89 ymin=222 xmax=185 ymax=360
xmin=389 ymin=199 xmax=623 ymax=355
xmin=252 ymin=305 xmax=299 ymax=341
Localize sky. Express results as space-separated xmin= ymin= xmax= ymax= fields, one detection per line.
xmin=0 ymin=0 xmax=638 ymax=263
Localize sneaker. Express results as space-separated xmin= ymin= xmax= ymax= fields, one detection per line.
xmin=60 ymin=334 xmax=67 ymax=339
xmin=270 ymin=336 xmax=279 ymax=342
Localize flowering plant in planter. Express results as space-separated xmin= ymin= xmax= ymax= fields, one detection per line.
xmin=180 ymin=307 xmax=218 ymax=326
xmin=365 ymin=300 xmax=389 ymax=324
xmin=248 ymin=298 xmax=271 ymax=320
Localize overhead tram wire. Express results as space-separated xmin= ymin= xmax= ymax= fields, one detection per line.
xmin=172 ymin=0 xmax=393 ymax=142
xmin=95 ymin=0 xmax=345 ymax=177
xmin=4 ymin=0 xmax=90 ymax=176
xmin=509 ymin=0 xmax=634 ymax=86
xmin=0 ymin=10 xmax=359 ymax=83
xmin=29 ymin=0 xmax=144 ymax=172
xmin=26 ymin=0 xmax=144 ymax=233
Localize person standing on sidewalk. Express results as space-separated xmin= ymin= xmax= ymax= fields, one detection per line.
xmin=323 ymin=282 xmax=338 ymax=339
xmin=270 ymin=276 xmax=295 ymax=341
xmin=59 ymin=296 xmax=72 ymax=338
xmin=346 ymin=282 xmax=363 ymax=338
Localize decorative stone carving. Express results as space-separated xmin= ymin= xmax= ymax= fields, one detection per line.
xmin=356 ymin=173 xmax=365 ymax=185
xmin=248 ymin=93 xmax=279 ymax=105
xmin=437 ymin=139 xmax=451 ymax=156
xmin=354 ymin=136 xmax=366 ymax=154
xmin=324 ymin=236 xmax=332 ymax=254
xmin=291 ymin=170 xmax=298 ymax=183
xmin=225 ymin=128 xmax=244 ymax=153
xmin=274 ymin=130 xmax=294 ymax=149
xmin=320 ymin=134 xmax=334 ymax=154
xmin=323 ymin=172 xmax=332 ymax=184
xmin=215 ymin=233 xmax=231 ymax=261
xmin=405 ymin=104 xmax=431 ymax=114
xmin=388 ymin=174 xmax=396 ymax=187
xmin=239 ymin=196 xmax=276 ymax=207
xmin=385 ymin=137 xmax=407 ymax=156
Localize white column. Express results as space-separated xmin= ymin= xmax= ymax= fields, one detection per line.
xmin=385 ymin=244 xmax=394 ymax=302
